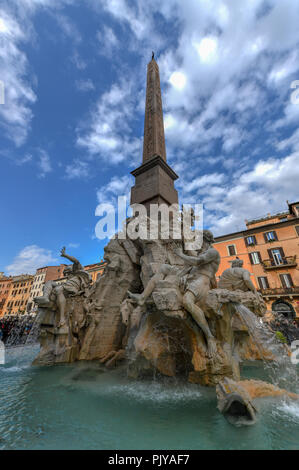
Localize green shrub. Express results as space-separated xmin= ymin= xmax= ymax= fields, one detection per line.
xmin=275 ymin=331 xmax=287 ymax=344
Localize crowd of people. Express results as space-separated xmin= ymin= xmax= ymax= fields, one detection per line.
xmin=269 ymin=314 xmax=299 ymax=345
xmin=0 ymin=314 xmax=36 ymax=345
xmin=0 ymin=310 xmax=298 ymax=348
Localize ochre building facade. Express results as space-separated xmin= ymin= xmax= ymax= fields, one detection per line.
xmin=214 ymin=201 xmax=299 ymax=318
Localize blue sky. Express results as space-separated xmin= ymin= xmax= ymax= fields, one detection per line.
xmin=1 ymin=0 xmax=299 ymax=275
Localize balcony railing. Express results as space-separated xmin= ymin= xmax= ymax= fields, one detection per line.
xmin=261 ymin=255 xmax=297 ymax=270
xmin=259 ymin=286 xmax=299 ymax=296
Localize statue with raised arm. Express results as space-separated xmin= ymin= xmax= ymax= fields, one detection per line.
xmin=34 ymin=247 xmax=91 ymax=328
xmin=128 ymin=230 xmax=220 ymax=359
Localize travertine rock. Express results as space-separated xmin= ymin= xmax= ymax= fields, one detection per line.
xmin=33 ymin=224 xmax=285 ymax=394
xmin=216 ymin=377 xmax=298 ymax=427
xmin=237 ymin=379 xmax=299 ymax=400
xmin=206 ymin=288 xmax=266 ymax=318
xmin=216 ymin=377 xmax=257 ymax=426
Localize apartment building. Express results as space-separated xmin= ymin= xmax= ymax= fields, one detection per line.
xmin=214 ymin=201 xmax=299 ymax=318
xmin=3 ymin=275 xmax=34 ymax=315
xmin=0 ymin=275 xmax=13 ymax=317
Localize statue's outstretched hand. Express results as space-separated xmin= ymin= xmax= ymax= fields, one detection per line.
xmin=60 ymin=246 xmax=66 ymax=257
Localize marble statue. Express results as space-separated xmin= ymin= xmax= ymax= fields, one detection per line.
xmin=35 ymin=247 xmax=91 ymax=328
xmin=218 ymin=258 xmax=257 ymax=293
xmin=128 ymin=229 xmax=220 ymax=358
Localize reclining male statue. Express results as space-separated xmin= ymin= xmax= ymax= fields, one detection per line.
xmin=128 ymin=229 xmax=220 ymax=359
xmin=34 ymin=247 xmax=91 ymax=328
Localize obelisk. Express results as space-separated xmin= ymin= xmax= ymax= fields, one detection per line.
xmin=130 ymin=54 xmax=178 ymax=209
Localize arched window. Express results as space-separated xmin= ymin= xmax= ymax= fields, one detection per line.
xmin=272 ymin=300 xmax=295 ymax=319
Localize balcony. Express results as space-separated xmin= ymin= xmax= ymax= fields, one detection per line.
xmin=261 ymin=255 xmax=297 ymax=270
xmin=258 ymin=286 xmax=299 ymax=297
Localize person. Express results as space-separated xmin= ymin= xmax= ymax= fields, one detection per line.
xmin=128 ymin=230 xmax=220 ymax=358
xmin=35 ymin=247 xmax=91 ymax=327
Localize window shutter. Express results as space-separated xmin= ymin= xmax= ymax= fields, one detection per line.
xmin=253 ymin=235 xmax=257 ymax=245
xmin=280 ymin=274 xmax=287 ymax=288
xmin=263 ymin=233 xmax=268 ymax=242
xmin=257 ymin=277 xmax=263 ymax=289
xmin=268 ymin=249 xmax=274 ymax=260
xmin=265 ymin=277 xmax=269 ymax=288
xmin=249 ymin=253 xmax=253 ymax=265
xmin=257 ymin=252 xmax=262 ymax=263
xmin=287 ymin=274 xmax=294 ymax=287
xmin=279 ymin=247 xmax=285 ymax=258
xmin=273 ymin=231 xmax=278 ymax=241
xmin=245 ymin=237 xmax=249 ymax=246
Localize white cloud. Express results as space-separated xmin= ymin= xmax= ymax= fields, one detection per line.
xmin=2 ymin=0 xmax=298 ymax=242
xmin=6 ymin=245 xmax=58 ymax=275
xmin=96 ymin=174 xmax=133 ymax=206
xmin=276 ymin=128 xmax=299 ymax=153
xmin=71 ymin=51 xmax=87 ymax=70
xmin=16 ymin=154 xmax=33 ymax=165
xmin=38 ymin=150 xmax=52 ymax=178
xmin=201 ymin=151 xmax=299 ymax=235
xmin=65 ymin=159 xmax=90 ymax=179
xmin=0 ymin=7 xmax=36 ymax=145
xmin=97 ymin=25 xmax=119 ymax=57
xmin=75 ymin=79 xmax=95 ymax=92
xmin=179 ymin=173 xmax=225 ymax=194
xmin=54 ymin=13 xmax=81 ymax=43
xmin=0 ymin=0 xmax=80 ymax=146
xmin=195 ymin=36 xmax=218 ymax=63
xmin=169 ymin=72 xmax=186 ymax=90
xmin=76 ymin=80 xmax=142 ymax=169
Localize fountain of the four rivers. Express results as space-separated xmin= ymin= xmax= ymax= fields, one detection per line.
xmin=1 ymin=56 xmax=298 ymax=450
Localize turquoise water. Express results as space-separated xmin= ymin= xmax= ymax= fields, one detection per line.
xmin=0 ymin=345 xmax=299 ymax=450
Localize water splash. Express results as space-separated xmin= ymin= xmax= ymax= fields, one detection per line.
xmin=234 ymin=303 xmax=298 ymax=391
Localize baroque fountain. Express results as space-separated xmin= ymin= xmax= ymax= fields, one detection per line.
xmin=1 ymin=56 xmax=297 ymax=450
xmin=32 ymin=55 xmax=298 ymax=429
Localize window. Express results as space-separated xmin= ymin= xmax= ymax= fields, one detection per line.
xmin=257 ymin=277 xmax=269 ymax=289
xmin=280 ymin=274 xmax=294 ymax=289
xmin=271 ymin=249 xmax=283 ymax=265
xmin=249 ymin=252 xmax=261 ymax=265
xmin=245 ymin=235 xmax=257 ymax=246
xmin=264 ymin=231 xmax=277 ymax=242
xmin=227 ymin=245 xmax=236 ymax=256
